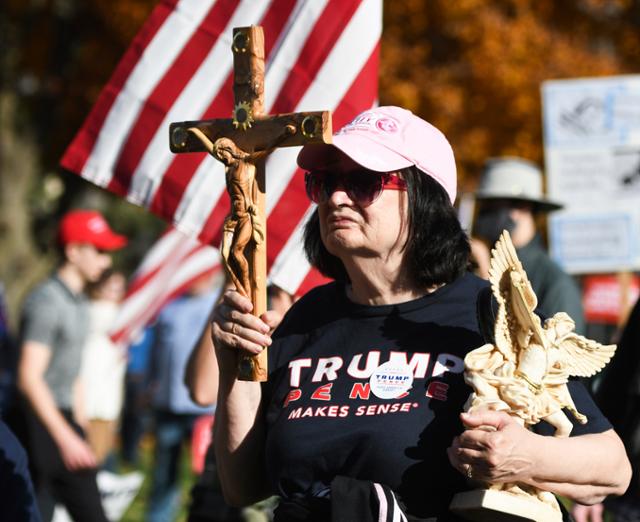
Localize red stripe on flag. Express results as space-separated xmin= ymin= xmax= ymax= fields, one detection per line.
xmin=60 ymin=0 xmax=179 ymax=175
xmin=149 ymin=0 xmax=296 ymax=219
xmin=265 ymin=44 xmax=380 ymax=263
xmin=107 ymin=0 xmax=240 ymax=196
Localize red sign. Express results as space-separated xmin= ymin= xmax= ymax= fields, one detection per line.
xmin=191 ymin=414 xmax=214 ymax=474
xmin=583 ymin=275 xmax=640 ymax=324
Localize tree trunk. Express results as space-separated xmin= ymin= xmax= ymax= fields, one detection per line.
xmin=0 ymin=90 xmax=53 ymax=329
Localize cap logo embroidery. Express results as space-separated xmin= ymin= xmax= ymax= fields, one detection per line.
xmin=375 ymin=118 xmax=399 ymax=133
xmin=87 ymin=216 xmax=107 ymax=233
xmin=337 ymin=112 xmax=400 ymax=135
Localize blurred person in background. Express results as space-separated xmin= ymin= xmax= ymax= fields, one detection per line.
xmin=80 ymin=269 xmax=127 ymax=467
xmin=146 ymin=272 xmax=219 ymax=522
xmin=0 ymin=416 xmax=42 ymax=521
xmin=184 ymin=284 xmax=295 ymax=522
xmin=0 ymin=284 xmax=41 ymax=520
xmin=472 ymin=157 xmax=586 ymax=334
xmin=579 ymin=296 xmax=640 ymax=522
xmin=120 ymin=324 xmax=155 ymax=467
xmin=0 ymin=281 xmax=17 ymax=414
xmin=15 ymin=209 xmax=127 ymax=521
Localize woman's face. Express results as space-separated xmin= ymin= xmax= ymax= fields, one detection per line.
xmin=317 ymin=155 xmax=409 ymax=263
xmin=99 ymin=273 xmax=126 ymax=302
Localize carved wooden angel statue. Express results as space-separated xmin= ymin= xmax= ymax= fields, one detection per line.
xmin=460 ymin=230 xmax=616 ymax=518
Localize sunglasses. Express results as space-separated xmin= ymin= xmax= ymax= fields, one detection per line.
xmin=304 ymin=169 xmax=407 ymax=207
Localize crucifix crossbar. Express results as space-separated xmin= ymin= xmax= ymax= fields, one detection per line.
xmin=169 ymin=26 xmax=332 ymax=382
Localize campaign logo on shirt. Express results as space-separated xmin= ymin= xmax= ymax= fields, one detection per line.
xmin=280 ymin=349 xmax=467 ymax=421
xmin=369 ymin=361 xmax=413 ymax=399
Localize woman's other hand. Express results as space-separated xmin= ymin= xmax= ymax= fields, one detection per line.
xmin=447 ymin=410 xmax=536 ymax=484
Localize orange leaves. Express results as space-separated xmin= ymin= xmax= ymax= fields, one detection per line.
xmin=381 ymin=0 xmax=640 ymax=188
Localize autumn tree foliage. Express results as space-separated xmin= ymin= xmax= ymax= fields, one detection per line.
xmin=381 ymin=0 xmax=640 ymax=191
xmin=0 ymin=0 xmax=157 ymax=319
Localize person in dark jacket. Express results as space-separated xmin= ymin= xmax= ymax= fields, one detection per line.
xmin=472 ymin=156 xmax=586 ymax=334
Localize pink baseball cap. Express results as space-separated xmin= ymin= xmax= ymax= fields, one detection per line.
xmin=297 ymin=106 xmax=457 ymax=203
xmin=58 ymin=209 xmax=128 ymax=250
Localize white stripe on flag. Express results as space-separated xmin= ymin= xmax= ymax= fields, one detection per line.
xmin=165 ymin=246 xmax=220 ymax=287
xmin=263 ymin=0 xmax=329 ymax=109
xmin=173 ymin=158 xmax=226 ymax=237
xmin=268 ymin=206 xmax=315 ymax=294
xmin=111 ymin=242 xmax=198 ymax=336
xmin=264 ymin=147 xmax=300 ymax=215
xmin=82 ymin=0 xmax=215 ymax=185
xmin=297 ymin=0 xmax=381 ymax=110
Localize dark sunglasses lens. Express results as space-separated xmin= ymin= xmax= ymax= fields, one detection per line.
xmin=305 ymin=170 xmax=384 ymax=206
xmin=346 ymin=171 xmax=383 ymax=206
xmin=305 ymin=171 xmax=330 ymax=203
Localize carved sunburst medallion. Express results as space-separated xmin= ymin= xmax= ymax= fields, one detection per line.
xmin=233 ymin=101 xmax=254 ymax=131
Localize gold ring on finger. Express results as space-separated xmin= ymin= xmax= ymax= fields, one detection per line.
xmin=466 ymin=465 xmax=473 ymax=479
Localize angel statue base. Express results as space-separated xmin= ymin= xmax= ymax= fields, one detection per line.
xmin=450 ymin=488 xmax=560 ymax=522
xmin=449 ymin=231 xmax=616 ymax=522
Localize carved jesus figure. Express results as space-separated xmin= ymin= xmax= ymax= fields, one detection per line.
xmin=186 ymin=128 xmax=265 ymax=298
xmin=213 ymin=137 xmax=264 ymax=298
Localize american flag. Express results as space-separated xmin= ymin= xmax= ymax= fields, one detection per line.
xmin=61 ymin=0 xmax=380 ymax=312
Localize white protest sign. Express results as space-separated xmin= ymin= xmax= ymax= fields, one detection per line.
xmin=542 ymin=75 xmax=640 ymax=273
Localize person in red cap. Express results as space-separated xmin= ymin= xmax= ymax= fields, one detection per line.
xmin=15 ymin=209 xmax=126 ymax=521
xmin=208 ymin=107 xmax=630 ymax=521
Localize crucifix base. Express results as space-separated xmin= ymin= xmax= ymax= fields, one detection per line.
xmin=449 ymin=489 xmax=562 ymax=522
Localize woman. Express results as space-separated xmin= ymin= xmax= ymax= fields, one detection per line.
xmin=211 ymin=106 xmax=630 ymax=521
xmin=80 ymin=269 xmax=127 ymax=465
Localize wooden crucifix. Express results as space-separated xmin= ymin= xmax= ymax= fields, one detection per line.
xmin=169 ymin=26 xmax=332 ymax=382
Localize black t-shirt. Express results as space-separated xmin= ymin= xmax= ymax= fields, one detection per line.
xmin=263 ymin=272 xmax=611 ymax=520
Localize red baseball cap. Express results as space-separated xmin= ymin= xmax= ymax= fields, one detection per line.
xmin=58 ymin=210 xmax=128 ymax=251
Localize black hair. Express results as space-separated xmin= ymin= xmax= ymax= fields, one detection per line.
xmin=303 ymin=165 xmax=470 ymax=288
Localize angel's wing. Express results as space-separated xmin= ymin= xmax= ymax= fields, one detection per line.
xmin=488 ymin=231 xmax=545 ymax=361
xmin=545 ymin=333 xmax=617 ymax=385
